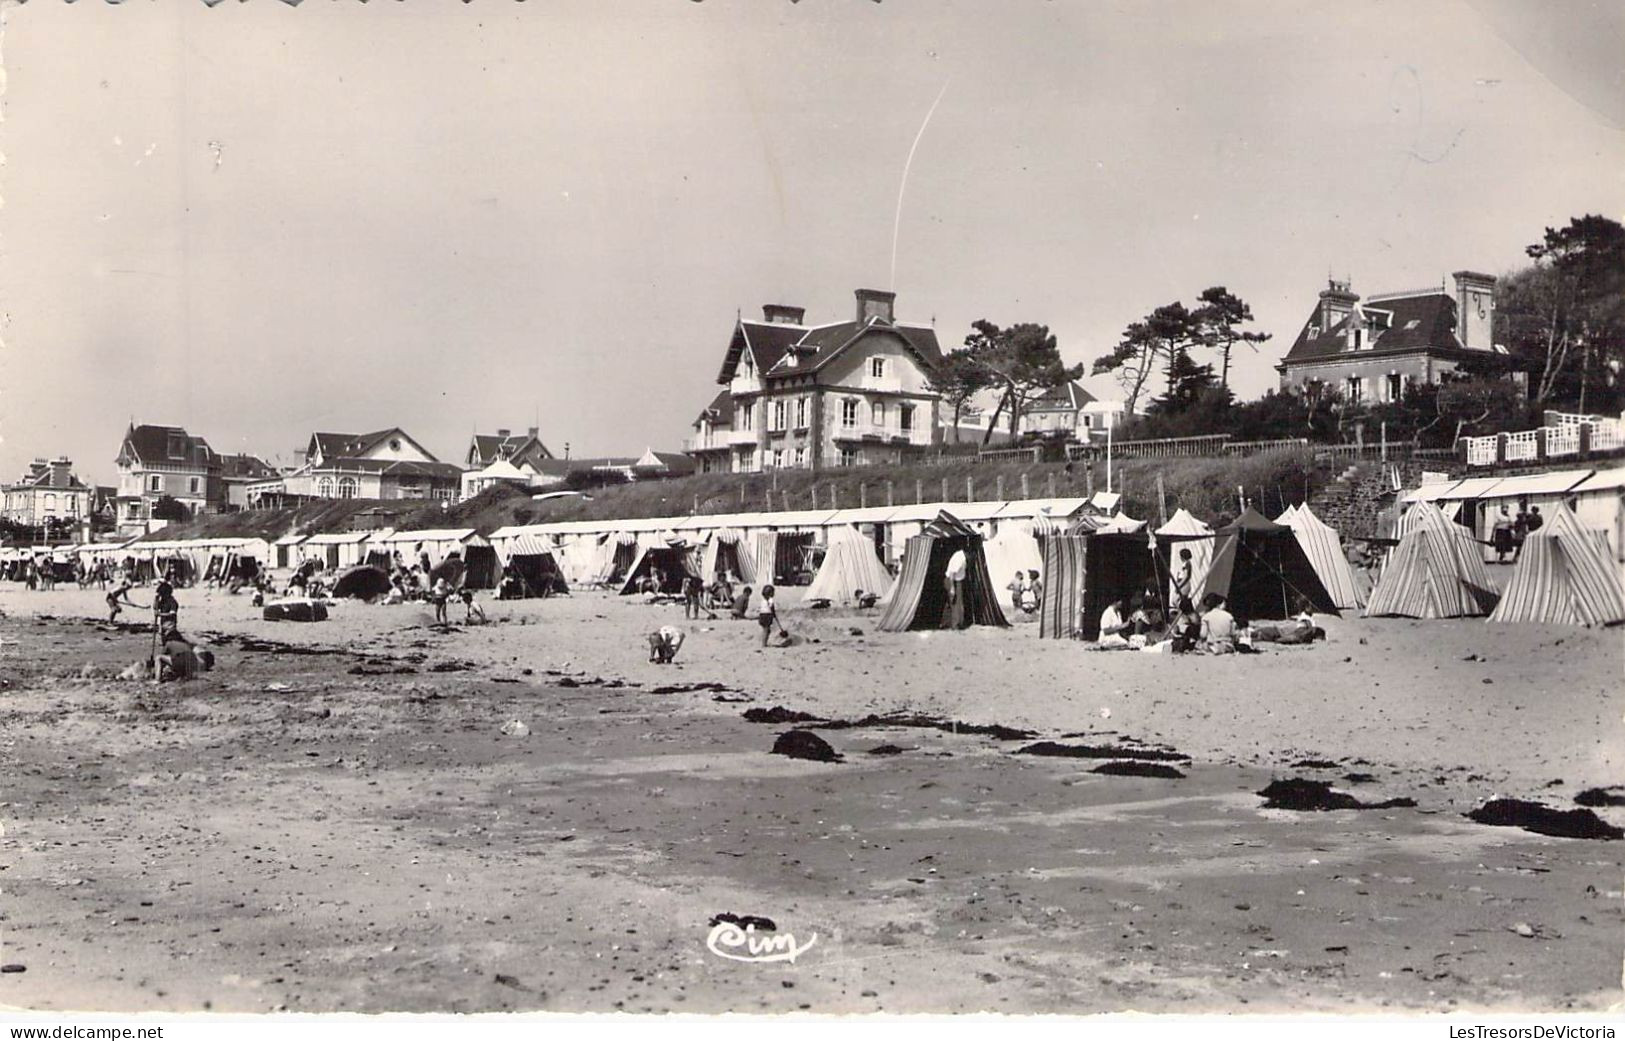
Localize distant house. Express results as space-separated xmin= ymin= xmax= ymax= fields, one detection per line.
xmin=465 ymin=427 xmax=553 ymax=470
xmin=1276 ymin=271 xmax=1501 ymax=405
xmin=690 ymin=289 xmax=943 ymax=473
xmin=250 ymin=428 xmax=462 ymax=505
xmin=219 ymin=453 xmax=277 ymax=510
xmin=2 ymin=457 xmax=93 ymax=531
xmin=461 ymin=459 xmax=546 ymax=500
xmin=526 ymin=448 xmax=697 ymax=487
xmin=115 ymin=424 xmax=223 ymax=534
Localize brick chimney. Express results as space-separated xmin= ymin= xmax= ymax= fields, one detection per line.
xmin=496 ymin=428 xmax=511 ymax=438
xmin=855 ymin=288 xmax=896 ymax=325
xmin=762 ymin=304 xmax=806 ymax=325
xmin=527 ymin=426 xmax=539 ymax=439
xmin=49 ymin=457 xmax=72 ymax=487
xmin=1317 ymin=278 xmax=1358 ymax=334
xmin=1452 ymin=270 xmax=1496 ymax=351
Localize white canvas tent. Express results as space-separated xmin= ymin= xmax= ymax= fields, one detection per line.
xmin=1488 ymin=503 xmax=1625 ymax=626
xmin=979 ymin=521 xmax=1043 ymax=612
xmin=1155 ymin=508 xmax=1214 ymax=607
xmin=802 ymin=525 xmax=894 ymax=606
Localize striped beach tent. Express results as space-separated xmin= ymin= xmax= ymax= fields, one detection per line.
xmin=1365 ymin=501 xmax=1498 ymax=618
xmin=698 ymin=528 xmax=757 ymax=586
xmin=1281 ymin=504 xmax=1364 ymax=610
xmin=1488 ymin=504 xmax=1625 ymax=626
xmin=877 ymin=511 xmax=1008 ymax=632
xmin=1038 ymin=532 xmax=1160 ymax=639
xmin=803 ymin=525 xmax=893 ymax=606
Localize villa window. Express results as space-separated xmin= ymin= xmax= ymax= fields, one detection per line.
xmin=317 ymin=477 xmax=334 ymax=497
xmin=773 ymin=400 xmax=787 ymax=431
xmin=841 ymin=399 xmax=858 ymax=428
xmin=771 ymin=449 xmax=784 ymax=469
xmin=190 ymin=477 xmax=201 ymax=495
xmin=794 ymin=447 xmax=806 ymax=468
xmin=839 ymin=446 xmax=858 ymax=467
xmin=870 ymin=358 xmax=886 ymax=380
xmin=149 ymin=475 xmax=162 ymax=493
xmin=795 ymin=397 xmax=808 ymax=428
xmin=1346 ymin=376 xmax=1364 ymax=404
xmin=740 ymin=403 xmax=754 ymax=431
xmin=871 ymin=402 xmax=886 ymax=427
xmin=899 ymin=404 xmax=915 ymax=432
xmin=338 ymin=477 xmax=358 ymax=499
xmin=1386 ymin=373 xmax=1403 ymax=402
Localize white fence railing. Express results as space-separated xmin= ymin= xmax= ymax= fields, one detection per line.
xmin=1505 ymin=430 xmax=1539 ymax=463
xmin=1464 ymin=414 xmax=1625 ymax=467
xmin=1547 ymin=425 xmax=1581 ymax=457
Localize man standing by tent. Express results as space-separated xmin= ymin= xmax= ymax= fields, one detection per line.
xmin=942 ymin=546 xmax=968 ymax=629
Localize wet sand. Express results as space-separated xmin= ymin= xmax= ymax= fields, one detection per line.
xmin=0 ymin=586 xmax=1620 ymax=1012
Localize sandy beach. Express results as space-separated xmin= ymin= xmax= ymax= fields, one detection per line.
xmin=0 ymin=583 xmax=1620 ymax=1013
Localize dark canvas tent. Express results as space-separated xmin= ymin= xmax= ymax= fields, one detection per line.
xmin=429 ymin=553 xmax=467 ymax=588
xmin=1199 ymin=507 xmax=1339 ymax=620
xmin=876 ymin=511 xmax=1008 ymax=632
xmin=699 ymin=528 xmax=757 ymax=585
xmin=1366 ymin=500 xmax=1498 ymax=619
xmin=617 ymin=538 xmax=701 ymax=595
xmin=1487 ymin=503 xmax=1625 ymax=625
xmin=1038 ymin=532 xmax=1161 ymax=639
xmin=332 ymin=565 xmax=392 ymax=600
xmin=498 ymin=534 xmax=569 ymax=598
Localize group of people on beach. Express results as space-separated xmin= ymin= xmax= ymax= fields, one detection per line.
xmin=645 ymin=573 xmax=791 ymax=664
xmin=1096 ymin=591 xmax=1322 ymax=654
xmin=1490 ymin=501 xmax=1545 ymax=564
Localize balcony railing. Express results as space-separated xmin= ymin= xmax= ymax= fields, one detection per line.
xmin=831 ymin=421 xmax=930 ymax=445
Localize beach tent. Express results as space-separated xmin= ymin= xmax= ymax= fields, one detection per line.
xmin=1568 ymin=467 xmax=1625 ymax=565
xmin=592 ymin=532 xmax=640 ymax=587
xmin=803 ymin=525 xmax=894 ymax=606
xmin=980 ymin=521 xmax=1044 ymax=606
xmin=1281 ymin=504 xmax=1365 ymax=610
xmin=1487 ymin=504 xmax=1625 ymax=626
xmin=332 ymin=565 xmax=392 ymax=600
xmin=494 ymin=534 xmax=569 ymax=597
xmin=1038 ymin=532 xmax=1160 ymax=639
xmin=876 ymin=511 xmax=1008 ymax=632
xmin=1155 ymin=508 xmax=1215 ymax=608
xmin=1199 ymin=507 xmax=1339 ymax=620
xmin=754 ymin=529 xmax=819 ymax=586
xmin=1094 ymin=513 xmax=1147 ymax=534
xmin=301 ymin=532 xmax=373 ymax=571
xmin=273 ymin=534 xmax=308 ymax=569
xmin=698 ymin=528 xmax=757 ymax=586
xmin=1365 ymin=500 xmax=1498 ymax=619
xmin=617 ymin=537 xmax=700 ymax=595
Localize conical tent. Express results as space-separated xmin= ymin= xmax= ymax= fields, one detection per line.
xmin=1275 ymin=504 xmax=1298 ymax=523
xmin=496 ymin=534 xmax=570 ymax=597
xmin=981 ymin=521 xmax=1044 ymax=607
xmin=1155 ymin=508 xmax=1214 ymax=608
xmin=1282 ymin=503 xmax=1364 ymax=610
xmin=699 ymin=528 xmax=757 ymax=585
xmin=1199 ymin=507 xmax=1340 ymax=620
xmin=1038 ymin=532 xmax=1160 ymax=639
xmin=803 ymin=525 xmax=894 ymax=606
xmin=877 ymin=511 xmax=1009 ymax=631
xmin=1365 ymin=501 xmax=1498 ymax=618
xmin=1488 ymin=504 xmax=1625 ymax=625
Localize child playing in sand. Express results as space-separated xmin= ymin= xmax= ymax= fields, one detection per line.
xmin=459 ymin=588 xmax=487 ymax=625
xmin=648 ymin=624 xmax=685 ymax=664
xmin=757 ymin=585 xmax=787 ymax=648
xmin=430 ymin=576 xmax=452 ymax=625
xmin=730 ymin=585 xmax=752 ymax=619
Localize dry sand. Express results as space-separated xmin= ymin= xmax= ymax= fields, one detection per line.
xmin=0 ymin=584 xmax=1620 ymax=1013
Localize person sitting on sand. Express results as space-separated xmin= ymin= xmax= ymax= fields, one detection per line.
xmin=1097 ymin=598 xmax=1133 ymax=648
xmin=855 ymin=588 xmax=879 ymax=610
xmin=648 ymin=624 xmax=685 ymax=664
xmin=1199 ymin=593 xmax=1236 ymax=654
xmin=459 ymin=588 xmax=487 ymax=625
xmin=731 ymin=585 xmax=752 ymax=619
xmin=1170 ymin=597 xmax=1202 ymax=653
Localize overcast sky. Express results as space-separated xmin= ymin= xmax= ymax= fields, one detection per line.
xmin=2 ymin=0 xmax=1620 ymax=485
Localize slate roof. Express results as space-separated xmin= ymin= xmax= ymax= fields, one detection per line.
xmin=310 ymin=458 xmax=464 ymax=480
xmin=9 ymin=462 xmax=89 ymax=491
xmin=694 ymin=389 xmax=734 ymax=427
xmin=1279 ymin=291 xmax=1473 ymax=365
xmin=469 ymin=432 xmax=553 ymax=467
xmin=762 ymin=319 xmax=944 ymax=380
xmin=220 ymin=454 xmax=276 ymax=481
xmin=118 ymin=425 xmax=217 ymax=468
xmin=639 ymin=451 xmax=697 ymax=477
xmin=715 ymin=320 xmax=809 ymax=384
xmin=1029 ymin=380 xmax=1096 ymax=411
